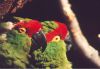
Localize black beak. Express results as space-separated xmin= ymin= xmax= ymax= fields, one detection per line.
xmin=31 ymin=30 xmax=47 ymax=52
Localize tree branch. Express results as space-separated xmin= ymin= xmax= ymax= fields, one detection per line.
xmin=60 ymin=0 xmax=100 ymax=67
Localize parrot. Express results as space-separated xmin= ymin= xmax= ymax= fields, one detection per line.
xmin=0 ymin=0 xmax=72 ymax=68
xmin=0 ymin=17 xmax=72 ymax=69
xmin=0 ymin=22 xmax=32 ymax=68
xmin=14 ymin=18 xmax=47 ymax=51
xmin=30 ymin=21 xmax=72 ymax=69
xmin=13 ymin=17 xmax=72 ymax=69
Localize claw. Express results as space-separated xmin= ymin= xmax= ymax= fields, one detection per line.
xmin=32 ymin=30 xmax=47 ymax=52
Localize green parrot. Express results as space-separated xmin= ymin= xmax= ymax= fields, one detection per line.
xmin=29 ymin=21 xmax=72 ymax=69
xmin=30 ymin=40 xmax=72 ymax=69
xmin=0 ymin=17 xmax=72 ymax=69
xmin=0 ymin=28 xmax=31 ymax=68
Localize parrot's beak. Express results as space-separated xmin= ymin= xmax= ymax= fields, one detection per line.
xmin=32 ymin=30 xmax=47 ymax=52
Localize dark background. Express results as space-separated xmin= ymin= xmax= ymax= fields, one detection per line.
xmin=70 ymin=0 xmax=100 ymax=68
xmin=70 ymin=0 xmax=100 ymax=50
xmin=13 ymin=0 xmax=100 ymax=68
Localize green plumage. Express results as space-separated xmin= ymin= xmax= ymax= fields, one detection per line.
xmin=0 ymin=19 xmax=72 ymax=69
xmin=31 ymin=40 xmax=72 ymax=69
xmin=30 ymin=21 xmax=72 ymax=69
xmin=41 ymin=21 xmax=58 ymax=34
xmin=0 ymin=30 xmax=31 ymax=68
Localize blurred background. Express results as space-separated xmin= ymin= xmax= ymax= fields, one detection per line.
xmin=13 ymin=0 xmax=100 ymax=68
xmin=69 ymin=0 xmax=100 ymax=68
xmin=70 ymin=0 xmax=100 ymax=51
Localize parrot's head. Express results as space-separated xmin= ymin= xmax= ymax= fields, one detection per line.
xmin=14 ymin=18 xmax=69 ymax=52
xmin=14 ymin=20 xmax=42 ymax=37
xmin=29 ymin=21 xmax=71 ymax=68
xmin=41 ymin=21 xmax=69 ymax=43
xmin=14 ymin=18 xmax=47 ymax=52
xmin=0 ymin=17 xmax=71 ymax=68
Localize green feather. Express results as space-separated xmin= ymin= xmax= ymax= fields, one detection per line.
xmin=0 ymin=18 xmax=72 ymax=69
xmin=0 ymin=30 xmax=31 ymax=68
xmin=41 ymin=21 xmax=58 ymax=34
xmin=32 ymin=40 xmax=72 ymax=69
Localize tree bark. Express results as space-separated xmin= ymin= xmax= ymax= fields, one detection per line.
xmin=60 ymin=0 xmax=100 ymax=67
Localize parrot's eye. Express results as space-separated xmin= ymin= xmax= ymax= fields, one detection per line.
xmin=52 ymin=36 xmax=60 ymax=42
xmin=19 ymin=28 xmax=26 ymax=33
